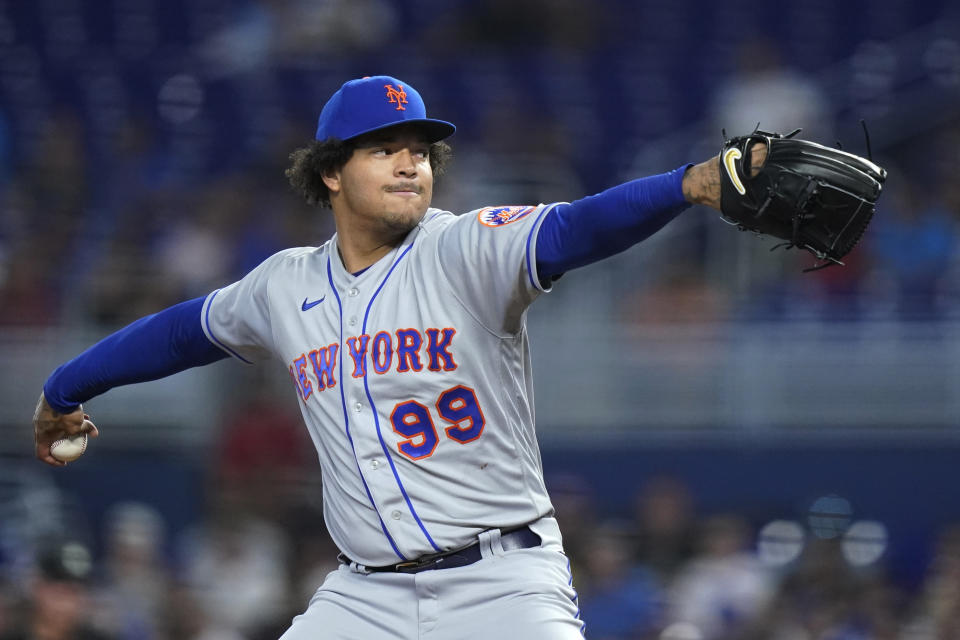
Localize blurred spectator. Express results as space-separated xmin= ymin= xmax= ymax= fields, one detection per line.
xmin=215 ymin=370 xmax=313 ymax=522
xmin=622 ymin=263 xmax=730 ymax=326
xmin=197 ymin=0 xmax=400 ymax=75
xmin=902 ymin=524 xmax=960 ymax=639
xmin=272 ymin=0 xmax=400 ymax=57
xmin=867 ymin=165 xmax=958 ymax=320
xmin=667 ymin=515 xmax=773 ymax=639
xmin=743 ymin=538 xmax=901 ymax=640
xmin=0 ymin=539 xmax=115 ymax=640
xmin=632 ymin=476 xmax=698 ymax=582
xmin=428 ymin=0 xmax=601 ymax=53
xmin=577 ymin=521 xmax=664 ymax=640
xmin=160 ymin=583 xmax=246 ymax=640
xmin=0 ymin=579 xmax=13 ymax=638
xmin=82 ymin=196 xmax=178 ymax=326
xmin=548 ymin=473 xmax=600 ymax=574
xmin=0 ymin=239 xmax=61 ymax=326
xmin=5 ymin=111 xmax=88 ymax=320
xmin=710 ymin=37 xmax=833 ymax=143
xmin=177 ymin=376 xmax=306 ymax=638
xmin=18 ymin=110 xmax=88 ymax=217
xmin=438 ymin=101 xmax=584 ymax=214
xmin=285 ymin=511 xmax=341 ymax=616
xmin=196 ymin=0 xmax=274 ymax=77
xmin=91 ymin=116 xmax=162 ymax=222
xmin=177 ymin=505 xmax=291 ymax=637
xmin=91 ymin=503 xmax=170 ymax=640
xmin=707 ymin=37 xmax=834 ymax=301
xmin=154 ymin=182 xmax=237 ymax=300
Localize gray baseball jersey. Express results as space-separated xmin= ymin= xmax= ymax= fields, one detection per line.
xmin=201 ymin=203 xmax=561 ymax=566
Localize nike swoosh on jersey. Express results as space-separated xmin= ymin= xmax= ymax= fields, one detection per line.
xmin=301 ymin=296 xmax=326 ymax=311
xmin=722 ymin=148 xmax=747 ymax=195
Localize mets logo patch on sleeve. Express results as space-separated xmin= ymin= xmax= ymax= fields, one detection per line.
xmin=477 ymin=206 xmax=536 ymax=227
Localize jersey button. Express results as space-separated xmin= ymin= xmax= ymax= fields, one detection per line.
xmin=354 ymin=402 xmax=362 ymax=412
xmin=370 ymin=459 xmax=380 ymax=470
xmin=349 ymin=316 xmax=358 ymax=327
xmin=391 ymin=510 xmax=401 ymax=520
xmin=348 ymin=288 xmax=359 ymax=297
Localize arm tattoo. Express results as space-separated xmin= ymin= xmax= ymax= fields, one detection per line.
xmin=682 ymin=157 xmax=722 ymax=210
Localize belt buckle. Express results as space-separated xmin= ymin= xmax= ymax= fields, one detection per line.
xmin=395 ymin=554 xmax=441 ymax=572
xmin=395 ymin=548 xmax=453 ymax=572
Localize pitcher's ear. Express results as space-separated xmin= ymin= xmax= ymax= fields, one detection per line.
xmin=321 ymin=168 xmax=341 ymax=194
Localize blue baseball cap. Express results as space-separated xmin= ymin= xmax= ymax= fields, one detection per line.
xmin=315 ymin=75 xmax=456 ymax=143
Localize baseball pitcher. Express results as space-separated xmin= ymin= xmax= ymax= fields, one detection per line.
xmin=32 ymin=76 xmax=885 ymax=639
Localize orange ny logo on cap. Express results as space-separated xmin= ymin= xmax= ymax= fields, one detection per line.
xmin=384 ymin=84 xmax=408 ymax=111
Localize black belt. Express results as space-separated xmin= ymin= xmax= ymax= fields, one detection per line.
xmin=347 ymin=526 xmax=541 ymax=574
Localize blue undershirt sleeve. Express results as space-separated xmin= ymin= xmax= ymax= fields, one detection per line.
xmin=42 ymin=297 xmax=228 ymax=413
xmin=535 ymin=164 xmax=693 ymax=283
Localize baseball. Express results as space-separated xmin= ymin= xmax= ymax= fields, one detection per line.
xmin=50 ymin=433 xmax=88 ymax=462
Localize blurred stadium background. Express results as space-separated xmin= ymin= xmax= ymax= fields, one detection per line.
xmin=2 ymin=0 xmax=960 ymax=638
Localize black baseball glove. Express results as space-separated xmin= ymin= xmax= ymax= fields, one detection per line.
xmin=718 ymin=128 xmax=887 ymax=270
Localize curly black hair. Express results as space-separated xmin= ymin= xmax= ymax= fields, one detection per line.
xmin=286 ymin=135 xmax=452 ymax=208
